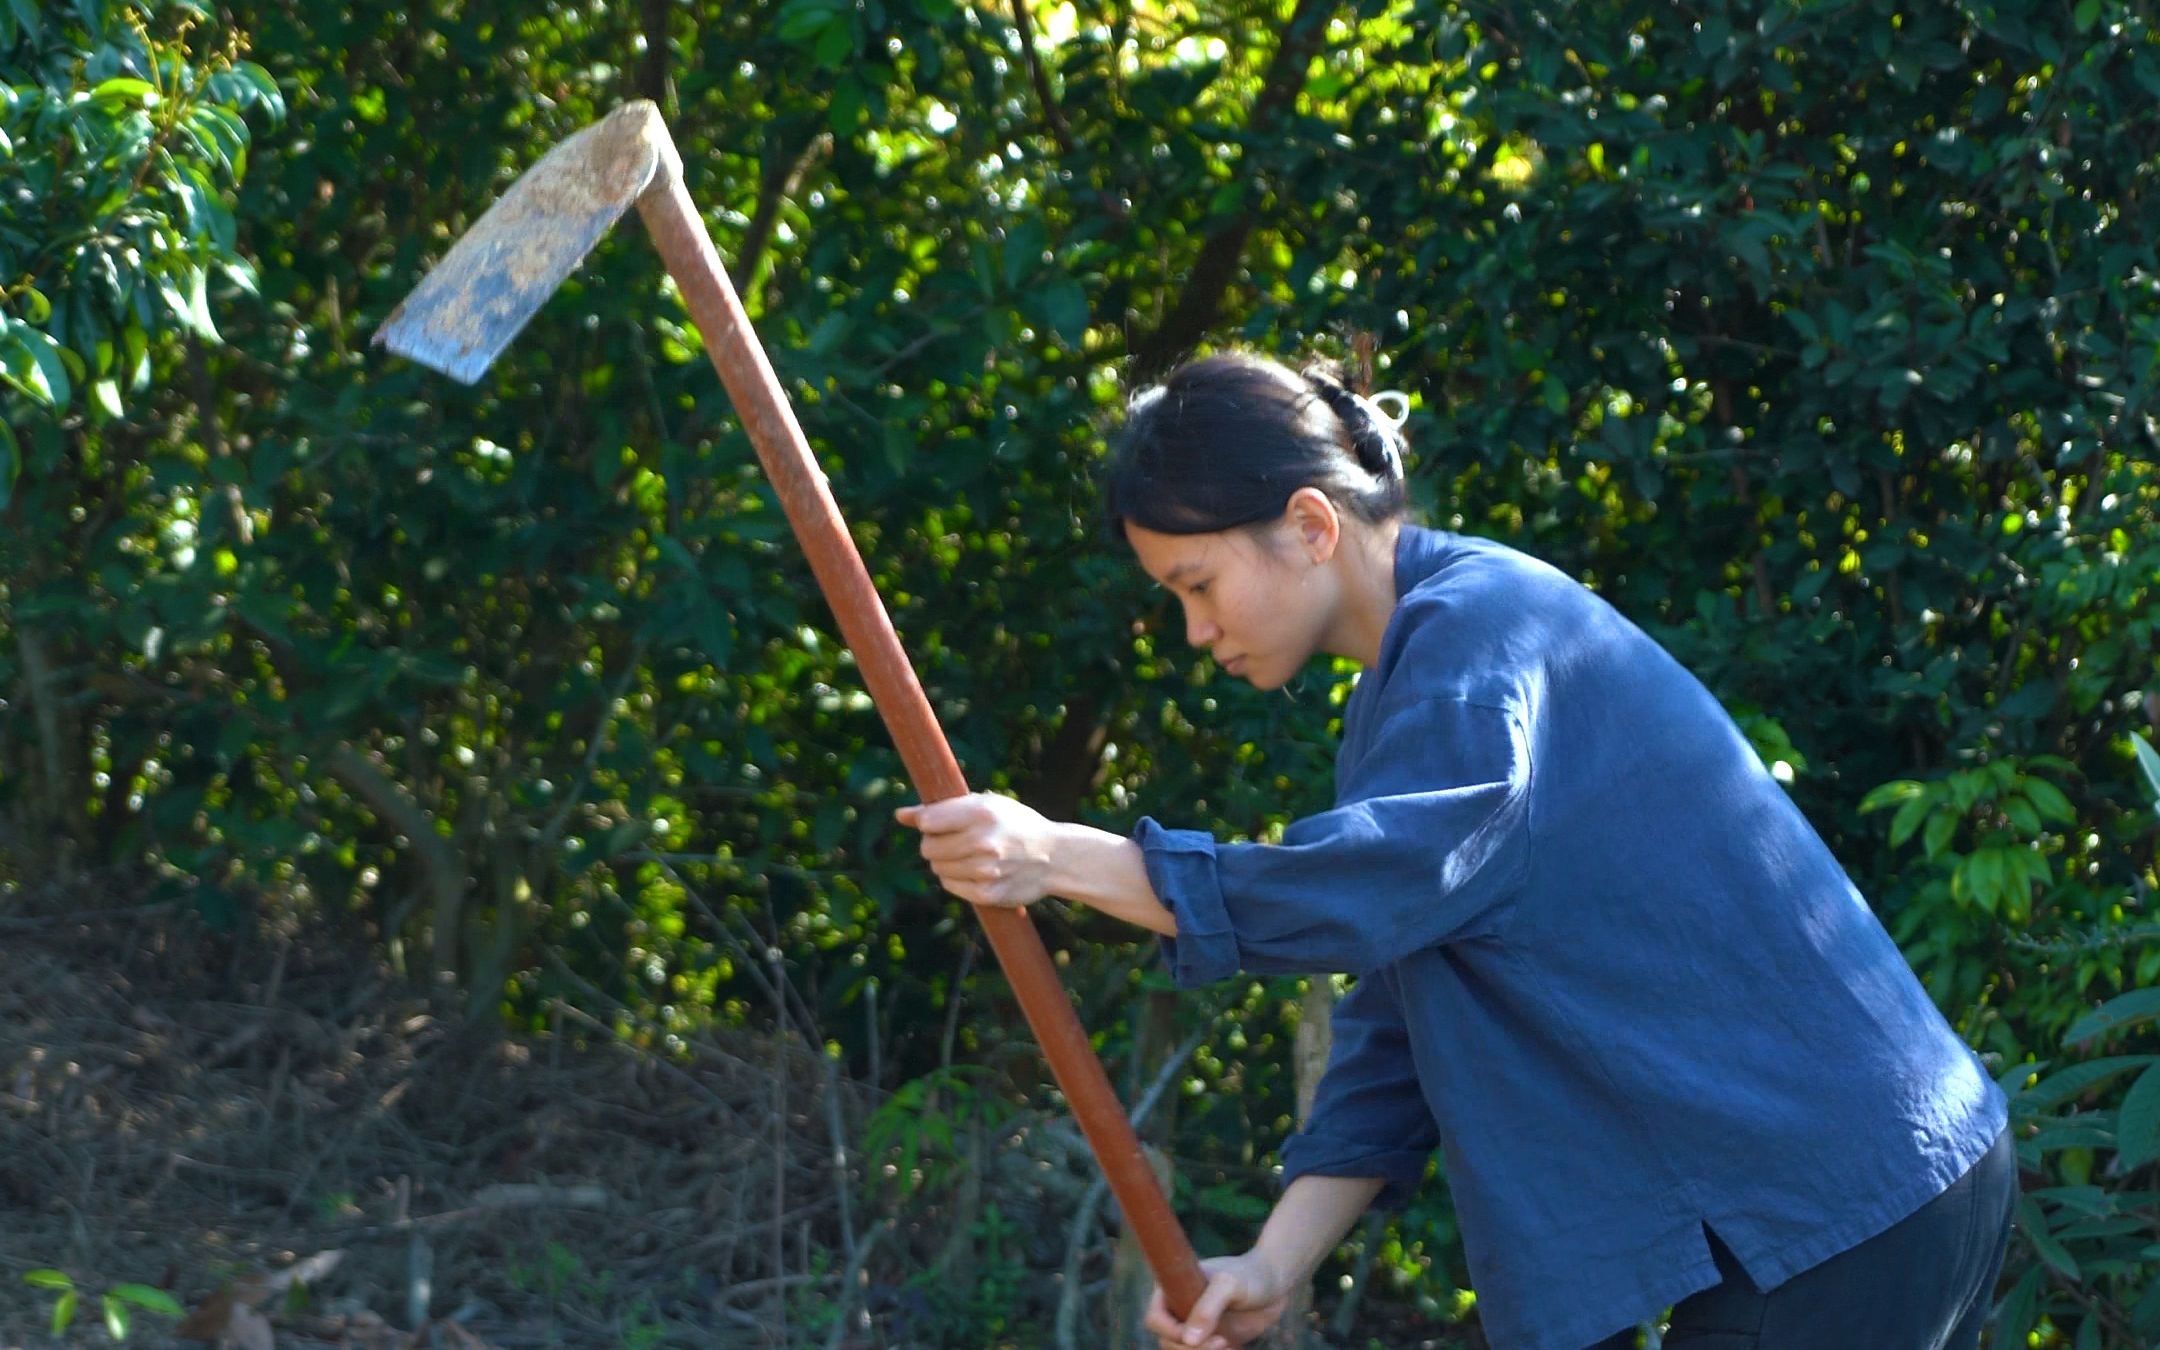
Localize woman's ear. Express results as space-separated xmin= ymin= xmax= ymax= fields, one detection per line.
xmin=1282 ymin=487 xmax=1342 ymax=564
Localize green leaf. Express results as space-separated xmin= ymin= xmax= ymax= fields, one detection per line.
xmin=692 ymin=601 xmax=733 ymax=669
xmin=2115 ymin=1063 xmax=2160 ymax=1171
xmin=106 ymin=1283 xmax=183 ymax=1316
xmin=2131 ymin=733 xmax=2160 ymax=810
xmin=1998 ymin=1058 xmax=2047 ymax=1097
xmin=1003 ymin=217 xmax=1047 ymax=289
xmin=2019 ymin=1196 xmax=2080 ymax=1279
xmin=1995 ymin=1265 xmax=2044 ymax=1348
xmin=185 ymin=265 xmax=220 ymax=340
xmin=92 ymin=77 xmax=159 ymax=107
xmin=207 ymin=61 xmax=286 ymax=125
xmin=814 ymin=18 xmax=854 ymax=68
xmin=1859 ymin=779 xmax=1923 ymax=813
xmin=2072 ymin=0 xmax=2102 ymax=32
xmin=1038 ymin=279 xmax=1090 ymax=347
xmin=51 ymin=1288 xmax=78 ymax=1335
xmin=2017 ymin=1056 xmax=2157 ymax=1111
xmin=102 ymin=1293 xmax=129 ymax=1340
xmin=775 ymin=0 xmax=841 ymax=41
xmin=219 ymin=256 xmax=260 ymax=296
xmin=2001 ymin=795 xmax=2042 ymax=837
xmin=1965 ymin=849 xmax=2005 ymax=914
xmin=1922 ymin=807 xmax=1957 ymax=860
xmin=0 ymin=419 xmax=17 ymax=511
xmin=6 ymin=322 xmax=71 ymax=407
xmin=1888 ymin=795 xmax=1928 ymax=848
xmin=23 ymin=1270 xmax=72 ymax=1291
xmin=2066 ymin=989 xmax=2160 ymax=1046
xmin=2023 ymin=778 xmax=2077 ymax=824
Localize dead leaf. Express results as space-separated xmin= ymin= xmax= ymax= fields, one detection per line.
xmin=331 ymin=1309 xmax=413 ymax=1350
xmin=264 ymin=1249 xmax=345 ymax=1295
xmin=175 ymin=1252 xmax=341 ymax=1344
xmin=174 ymin=1278 xmax=270 ymax=1340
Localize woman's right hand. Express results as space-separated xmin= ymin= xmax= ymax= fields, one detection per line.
xmin=1143 ymin=1251 xmax=1292 ymax=1349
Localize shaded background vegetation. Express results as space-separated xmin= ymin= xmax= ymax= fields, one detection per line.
xmin=4 ymin=0 xmax=2158 ymax=1344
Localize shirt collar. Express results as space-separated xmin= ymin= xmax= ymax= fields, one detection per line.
xmin=1393 ymin=521 xmax=1457 ymax=601
xmin=1338 ymin=522 xmax=1456 ymax=757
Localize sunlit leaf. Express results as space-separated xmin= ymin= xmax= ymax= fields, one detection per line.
xmin=2066 ymin=989 xmax=2160 ymax=1046
xmin=106 ymin=1283 xmax=183 ymax=1316
xmin=2131 ymin=733 xmax=2160 ymax=812
xmin=91 ymin=76 xmax=158 ymax=107
xmin=7 ymin=322 xmax=72 ymax=407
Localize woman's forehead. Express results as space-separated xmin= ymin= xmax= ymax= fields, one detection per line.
xmin=1126 ymin=524 xmax=1249 ymax=584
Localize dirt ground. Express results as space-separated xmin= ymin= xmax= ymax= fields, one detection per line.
xmin=0 ymin=887 xmax=861 ymax=1349
xmin=0 ymin=879 xmax=1485 ymax=1350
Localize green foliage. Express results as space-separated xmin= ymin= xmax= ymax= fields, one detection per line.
xmin=1990 ymin=743 xmax=2160 ymax=1348
xmin=0 ymin=0 xmax=279 ymax=481
xmin=20 ymin=1269 xmax=183 ymax=1342
xmin=4 ymin=0 xmax=2158 ymax=1343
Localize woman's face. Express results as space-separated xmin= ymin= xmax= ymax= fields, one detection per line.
xmin=1125 ymin=511 xmax=1338 ymax=690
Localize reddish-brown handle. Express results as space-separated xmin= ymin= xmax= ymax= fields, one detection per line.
xmin=632 ymin=169 xmax=1209 ymax=1317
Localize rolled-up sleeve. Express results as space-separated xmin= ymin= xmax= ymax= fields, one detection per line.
xmin=1280 ymin=973 xmax=1438 ymax=1207
xmin=1135 ymin=697 xmax=1529 ymax=982
xmin=1135 ymin=819 xmax=1245 ymax=985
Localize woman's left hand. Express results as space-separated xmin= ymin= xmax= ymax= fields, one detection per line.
xmin=895 ymin=793 xmax=1062 ymax=909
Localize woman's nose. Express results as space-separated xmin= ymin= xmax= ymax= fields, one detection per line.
xmin=1184 ymin=608 xmax=1220 ymax=650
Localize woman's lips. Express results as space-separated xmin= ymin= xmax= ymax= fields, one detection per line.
xmin=1221 ymin=654 xmax=1247 ymax=676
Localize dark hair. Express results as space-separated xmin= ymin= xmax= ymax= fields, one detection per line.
xmin=1102 ymin=352 xmax=1409 ymax=539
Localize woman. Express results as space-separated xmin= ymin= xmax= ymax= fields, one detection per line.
xmin=895 ymin=352 xmax=2015 ymax=1350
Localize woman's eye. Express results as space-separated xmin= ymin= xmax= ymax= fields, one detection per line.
xmin=1189 ymin=583 xmax=1209 ymax=597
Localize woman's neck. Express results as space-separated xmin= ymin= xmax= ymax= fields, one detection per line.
xmin=1323 ymin=518 xmax=1403 ymax=668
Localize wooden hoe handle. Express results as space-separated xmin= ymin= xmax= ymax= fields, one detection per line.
xmin=633 ymin=164 xmax=1209 ymax=1318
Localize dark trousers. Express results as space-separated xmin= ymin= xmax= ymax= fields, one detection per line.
xmin=1587 ymin=1127 xmax=2019 ymax=1350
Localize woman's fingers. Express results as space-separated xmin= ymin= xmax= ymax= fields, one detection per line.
xmin=894 ymin=794 xmax=1050 ymax=909
xmin=918 ymin=831 xmax=996 ymax=865
xmin=1180 ymin=1274 xmax=1243 ymax=1343
xmin=894 ymin=796 xmax=995 ymax=834
xmin=1142 ymin=1288 xmax=1178 ymax=1339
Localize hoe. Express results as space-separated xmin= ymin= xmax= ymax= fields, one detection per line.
xmin=374 ymin=100 xmax=1207 ymax=1319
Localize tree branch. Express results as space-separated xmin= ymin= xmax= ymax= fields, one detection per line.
xmin=1012 ymin=0 xmax=1075 ymax=156
xmin=323 ymin=743 xmax=469 ymax=991
xmin=637 ymin=0 xmax=673 ymax=112
xmin=735 ymin=129 xmax=831 ymax=313
xmin=1130 ymin=0 xmax=1333 ymax=378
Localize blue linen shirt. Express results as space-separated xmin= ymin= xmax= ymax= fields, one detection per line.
xmin=1135 ymin=525 xmax=2007 ymax=1350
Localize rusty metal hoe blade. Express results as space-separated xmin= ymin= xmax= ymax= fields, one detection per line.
xmin=373 ymin=104 xmax=673 ymax=383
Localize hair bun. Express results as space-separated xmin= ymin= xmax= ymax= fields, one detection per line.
xmin=1301 ymin=367 xmax=1406 ymax=482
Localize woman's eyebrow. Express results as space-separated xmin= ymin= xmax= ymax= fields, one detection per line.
xmin=1162 ymin=561 xmax=1203 ymax=584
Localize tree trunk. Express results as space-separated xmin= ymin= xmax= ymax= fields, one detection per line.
xmin=14 ymin=624 xmax=84 ymax=869
xmin=1108 ymin=988 xmax=1181 ymax=1346
xmin=1266 ymin=978 xmax=1336 ymax=1348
